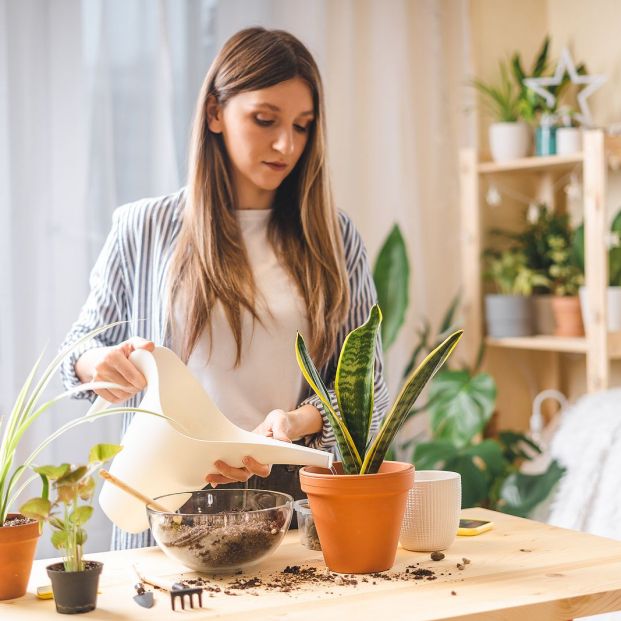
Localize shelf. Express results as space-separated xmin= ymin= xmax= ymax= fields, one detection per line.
xmin=478 ymin=153 xmax=583 ymax=174
xmin=486 ymin=333 xmax=621 ymax=358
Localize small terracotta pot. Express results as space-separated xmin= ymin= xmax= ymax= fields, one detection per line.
xmin=299 ymin=461 xmax=414 ymax=574
xmin=552 ymin=295 xmax=585 ymax=337
xmin=0 ymin=514 xmax=40 ymax=600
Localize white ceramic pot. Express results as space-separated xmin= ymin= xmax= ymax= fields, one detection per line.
xmin=578 ymin=286 xmax=621 ymax=332
xmin=489 ymin=122 xmax=531 ymax=162
xmin=556 ymin=127 xmax=582 ymax=156
xmin=400 ymin=471 xmax=461 ymax=552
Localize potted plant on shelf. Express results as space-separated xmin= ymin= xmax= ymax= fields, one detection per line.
xmin=473 ymin=60 xmax=531 ymax=162
xmin=483 ymin=248 xmax=549 ymax=338
xmin=575 ymin=209 xmax=621 ymax=332
xmin=556 ymin=106 xmax=582 ymax=156
xmin=492 ymin=204 xmax=576 ymax=335
xmin=20 ymin=444 xmax=121 ymax=614
xmin=511 ymin=37 xmax=586 ymax=158
xmin=546 ymin=233 xmax=585 ymax=336
xmin=296 ymin=305 xmax=462 ymax=573
xmin=0 ymin=324 xmax=169 ymax=601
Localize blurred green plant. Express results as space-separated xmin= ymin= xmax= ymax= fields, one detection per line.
xmin=484 ymin=248 xmax=550 ymax=295
xmin=372 ymin=227 xmax=564 ymax=516
xmin=574 ymin=208 xmax=621 ymax=286
xmin=20 ymin=444 xmax=122 ymax=572
xmin=472 ymin=60 xmax=522 ymax=123
xmin=373 ymin=224 xmax=409 ymax=351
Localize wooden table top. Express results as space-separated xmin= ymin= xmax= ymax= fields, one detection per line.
xmin=3 ymin=508 xmax=621 ymax=620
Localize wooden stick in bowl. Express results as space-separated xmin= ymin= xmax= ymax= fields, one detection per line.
xmin=99 ymin=470 xmax=170 ymax=513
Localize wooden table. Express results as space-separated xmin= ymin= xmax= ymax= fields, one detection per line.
xmin=3 ymin=508 xmax=621 ymax=620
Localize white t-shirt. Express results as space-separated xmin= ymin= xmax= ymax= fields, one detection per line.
xmin=173 ymin=208 xmax=310 ymax=431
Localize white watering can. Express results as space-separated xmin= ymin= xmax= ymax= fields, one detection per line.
xmin=94 ymin=346 xmax=333 ymax=533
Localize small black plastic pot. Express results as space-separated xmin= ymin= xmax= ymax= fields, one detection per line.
xmin=46 ymin=560 xmax=103 ymax=614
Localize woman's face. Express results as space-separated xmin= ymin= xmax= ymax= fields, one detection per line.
xmin=208 ymin=77 xmax=315 ymax=208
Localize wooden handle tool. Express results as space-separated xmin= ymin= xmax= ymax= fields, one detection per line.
xmin=99 ymin=469 xmax=170 ymax=513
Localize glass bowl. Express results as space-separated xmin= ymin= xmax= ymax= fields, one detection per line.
xmin=293 ymin=499 xmax=322 ymax=551
xmin=147 ymin=489 xmax=293 ymax=573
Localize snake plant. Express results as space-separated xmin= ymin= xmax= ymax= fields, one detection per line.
xmin=296 ymin=304 xmax=463 ymax=474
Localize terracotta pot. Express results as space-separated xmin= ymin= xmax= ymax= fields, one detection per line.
xmin=552 ymin=295 xmax=584 ymax=337
xmin=0 ymin=514 xmax=40 ymax=600
xmin=299 ymin=461 xmax=414 ymax=574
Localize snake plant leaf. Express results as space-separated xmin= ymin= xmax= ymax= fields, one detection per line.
xmin=373 ymin=225 xmax=409 ymax=350
xmin=295 ymin=333 xmax=362 ymax=474
xmin=335 ymin=305 xmax=381 ymax=459
xmin=361 ymin=329 xmax=463 ymax=474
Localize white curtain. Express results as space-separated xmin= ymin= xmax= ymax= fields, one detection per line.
xmin=0 ymin=0 xmax=473 ymax=557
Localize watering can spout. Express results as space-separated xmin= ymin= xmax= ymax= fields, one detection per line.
xmin=94 ymin=347 xmax=333 ymax=533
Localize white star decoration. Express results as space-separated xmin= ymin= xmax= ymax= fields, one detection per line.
xmin=523 ymin=47 xmax=606 ymax=127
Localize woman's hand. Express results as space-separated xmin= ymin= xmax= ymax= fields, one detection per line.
xmin=75 ymin=337 xmax=155 ymax=403
xmin=204 ymin=405 xmax=323 ymax=487
xmin=204 ymin=409 xmax=291 ymax=486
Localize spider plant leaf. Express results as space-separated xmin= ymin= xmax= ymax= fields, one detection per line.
xmin=335 ymin=305 xmax=382 ymax=459
xmin=295 ymin=333 xmax=361 ymax=474
xmin=361 ymin=329 xmax=463 ymax=474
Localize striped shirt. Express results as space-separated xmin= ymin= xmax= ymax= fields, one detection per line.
xmin=60 ymin=188 xmax=389 ymax=549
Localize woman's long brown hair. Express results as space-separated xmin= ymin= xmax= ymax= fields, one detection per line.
xmin=168 ymin=27 xmax=349 ymax=367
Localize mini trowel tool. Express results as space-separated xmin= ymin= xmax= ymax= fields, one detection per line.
xmin=133 ymin=583 xmax=154 ymax=609
xmin=132 ymin=565 xmax=155 ymax=608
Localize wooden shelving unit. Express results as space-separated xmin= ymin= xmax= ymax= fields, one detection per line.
xmin=460 ymin=130 xmax=621 ymax=427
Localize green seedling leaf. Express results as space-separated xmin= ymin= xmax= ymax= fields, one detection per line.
xmin=69 ymin=506 xmax=93 ymax=526
xmin=76 ymin=528 xmax=87 ymax=545
xmin=88 ymin=443 xmax=123 ymax=464
xmin=51 ymin=530 xmax=68 ymax=550
xmin=33 ymin=464 xmax=70 ymax=481
xmin=335 ymin=305 xmax=381 ymax=459
xmin=49 ymin=516 xmax=65 ymax=530
xmin=78 ymin=476 xmax=96 ymax=501
xmin=57 ymin=465 xmax=88 ymax=485
xmin=20 ymin=497 xmax=51 ymax=521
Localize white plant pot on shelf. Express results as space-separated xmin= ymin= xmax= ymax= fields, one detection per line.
xmin=578 ymin=286 xmax=621 ymax=332
xmin=556 ymin=127 xmax=582 ymax=156
xmin=96 ymin=347 xmax=333 ymax=534
xmin=489 ymin=122 xmax=531 ymax=162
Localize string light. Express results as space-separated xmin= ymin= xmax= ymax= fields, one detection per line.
xmin=484 ymin=165 xmax=583 ymax=211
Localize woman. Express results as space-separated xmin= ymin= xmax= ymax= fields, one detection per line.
xmin=61 ymin=27 xmax=389 ymax=549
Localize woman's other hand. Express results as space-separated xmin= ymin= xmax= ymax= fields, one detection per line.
xmin=75 ymin=336 xmax=155 ymax=403
xmin=204 ymin=409 xmax=290 ymax=486
xmin=203 ymin=405 xmax=324 ymax=486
